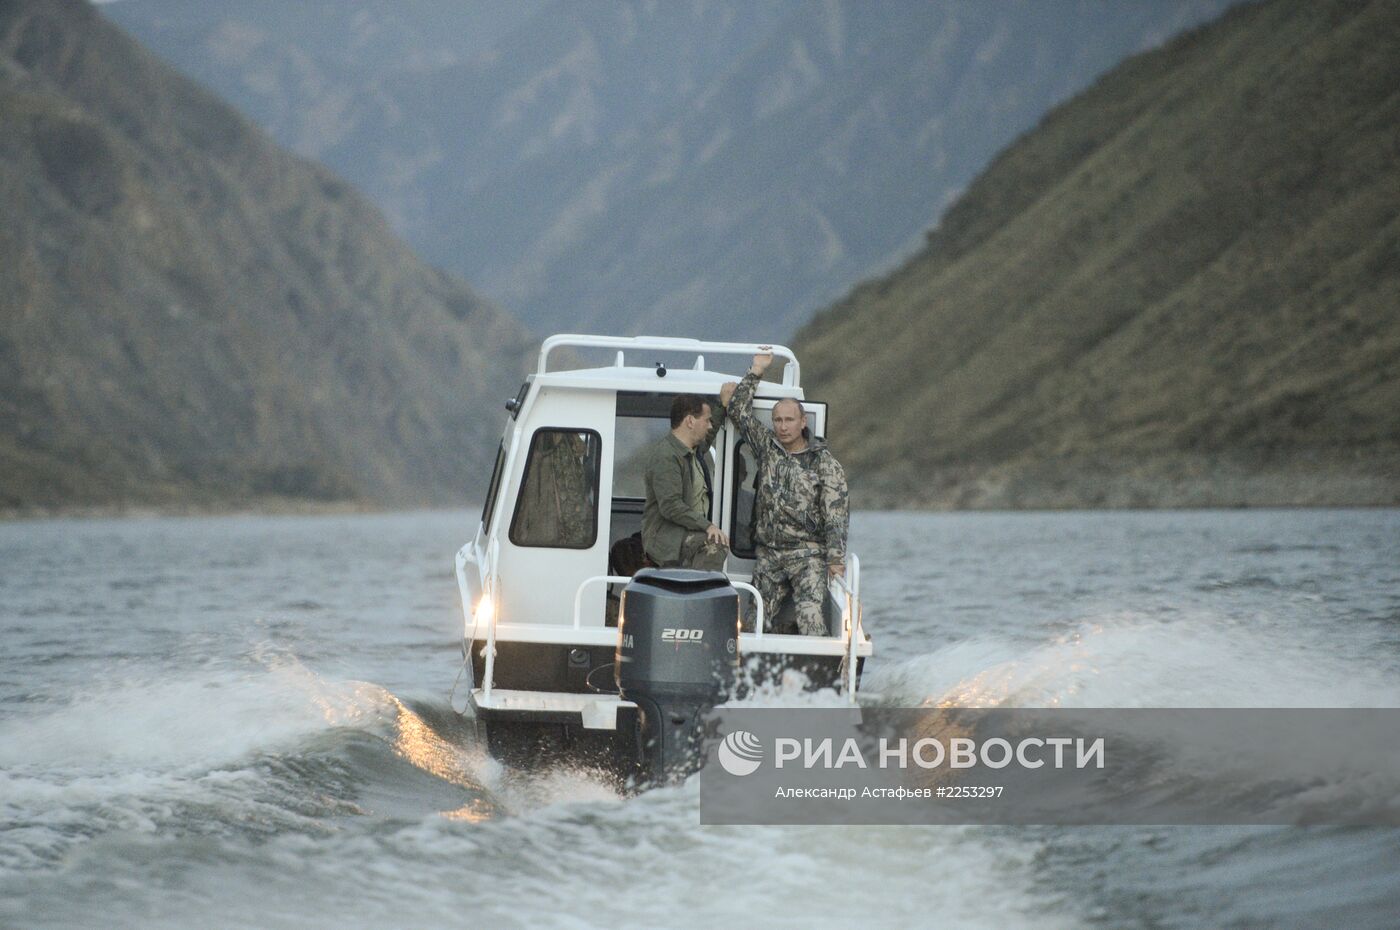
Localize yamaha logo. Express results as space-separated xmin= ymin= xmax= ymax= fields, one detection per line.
xmin=717 ymin=730 xmax=763 ymax=776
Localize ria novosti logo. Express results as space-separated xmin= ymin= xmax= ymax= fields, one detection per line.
xmin=713 ymin=729 xmax=1107 ymax=777
xmin=717 ymin=730 xmax=764 ymax=776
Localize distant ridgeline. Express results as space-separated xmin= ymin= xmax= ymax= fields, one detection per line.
xmin=0 ymin=0 xmax=532 ymax=513
xmin=796 ymin=0 xmax=1400 ymax=509
xmin=105 ymin=0 xmax=1234 ymax=343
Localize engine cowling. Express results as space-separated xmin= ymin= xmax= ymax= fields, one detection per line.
xmin=616 ymin=568 xmax=740 ymax=782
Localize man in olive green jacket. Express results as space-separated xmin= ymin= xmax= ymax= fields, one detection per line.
xmin=640 ymin=386 xmax=736 ymax=571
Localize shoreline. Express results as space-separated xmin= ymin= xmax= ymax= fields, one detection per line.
xmin=851 ymin=456 xmax=1400 ymax=512
xmin=0 ymin=498 xmax=391 ymax=523
xmin=6 ymin=455 xmax=1396 ymax=523
xmin=4 ymin=497 xmax=1396 ymax=525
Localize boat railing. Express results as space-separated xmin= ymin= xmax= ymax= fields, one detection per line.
xmin=455 ymin=537 xmax=505 ymax=698
xmin=829 ymin=552 xmax=863 ymax=702
xmin=467 ymin=550 xmax=842 ymax=699
xmin=453 ymin=539 xmax=489 ymax=653
xmin=537 ymin=334 xmax=802 ymax=387
xmin=573 ymin=575 xmax=631 ymax=629
xmin=733 ymin=581 xmax=766 ymax=638
xmin=571 ymin=573 xmax=766 ymax=636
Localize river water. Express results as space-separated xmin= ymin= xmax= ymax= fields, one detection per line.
xmin=1 ymin=509 xmax=1397 ymax=928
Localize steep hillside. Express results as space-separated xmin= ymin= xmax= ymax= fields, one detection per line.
xmin=101 ymin=0 xmax=546 ymax=157
xmin=796 ymin=0 xmax=1400 ymax=509
xmin=0 ymin=0 xmax=533 ymax=513
xmin=107 ymin=0 xmax=1232 ymax=341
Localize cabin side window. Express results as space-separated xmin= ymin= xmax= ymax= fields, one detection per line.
xmin=730 ymin=439 xmax=759 ymax=558
xmin=480 ymin=441 xmax=506 ymax=531
xmin=509 ymin=429 xmax=602 ymax=549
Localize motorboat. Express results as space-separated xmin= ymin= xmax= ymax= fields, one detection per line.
xmin=453 ymin=335 xmax=872 ymax=782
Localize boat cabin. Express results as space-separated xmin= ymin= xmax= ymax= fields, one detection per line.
xmin=455 ymin=335 xmax=870 ymax=710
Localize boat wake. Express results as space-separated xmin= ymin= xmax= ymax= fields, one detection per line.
xmin=0 ymin=646 xmax=631 ymax=879
xmin=854 ymin=610 xmax=1400 ymax=830
xmin=865 ymin=608 xmax=1400 ymax=710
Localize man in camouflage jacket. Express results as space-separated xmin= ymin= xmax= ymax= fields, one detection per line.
xmin=730 ymin=350 xmax=849 ymax=635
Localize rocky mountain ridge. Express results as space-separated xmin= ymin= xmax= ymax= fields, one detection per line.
xmin=1 ymin=0 xmax=532 ymax=513
xmin=795 ymin=0 xmax=1400 ymax=509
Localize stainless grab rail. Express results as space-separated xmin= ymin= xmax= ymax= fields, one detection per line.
xmin=732 ymin=581 xmax=765 ymax=639
xmin=571 ymin=574 xmax=765 ymax=636
xmin=573 ymin=575 xmax=632 ymax=629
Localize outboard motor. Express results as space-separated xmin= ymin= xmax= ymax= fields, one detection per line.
xmin=616 ymin=568 xmax=741 ymax=783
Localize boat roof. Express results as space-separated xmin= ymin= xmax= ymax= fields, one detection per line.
xmin=532 ymin=365 xmax=806 ymax=399
xmin=534 ymin=334 xmax=803 ymax=396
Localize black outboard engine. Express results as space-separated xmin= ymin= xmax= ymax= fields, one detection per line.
xmin=616 ymin=568 xmax=740 ymax=783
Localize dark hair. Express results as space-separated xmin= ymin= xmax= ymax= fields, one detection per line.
xmin=773 ymin=397 xmax=806 ymax=418
xmin=670 ymin=394 xmax=709 ymax=428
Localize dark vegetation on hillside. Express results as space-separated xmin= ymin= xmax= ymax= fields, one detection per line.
xmin=797 ymin=0 xmax=1400 ymax=508
xmin=0 ymin=0 xmax=532 ymax=513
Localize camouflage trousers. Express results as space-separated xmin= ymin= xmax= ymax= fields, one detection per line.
xmin=752 ymin=546 xmax=828 ymax=636
xmin=667 ymin=531 xmax=728 ymax=572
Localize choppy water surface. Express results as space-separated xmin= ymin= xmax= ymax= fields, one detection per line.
xmin=1 ymin=509 xmax=1397 ymax=928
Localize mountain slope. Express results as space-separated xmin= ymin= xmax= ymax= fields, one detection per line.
xmin=795 ymin=0 xmax=1400 ymax=508
xmin=0 ymin=0 xmax=533 ymax=512
xmin=107 ymin=0 xmax=1232 ymax=341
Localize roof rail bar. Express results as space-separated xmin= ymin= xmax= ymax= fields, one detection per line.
xmin=537 ymin=334 xmax=801 ymax=387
